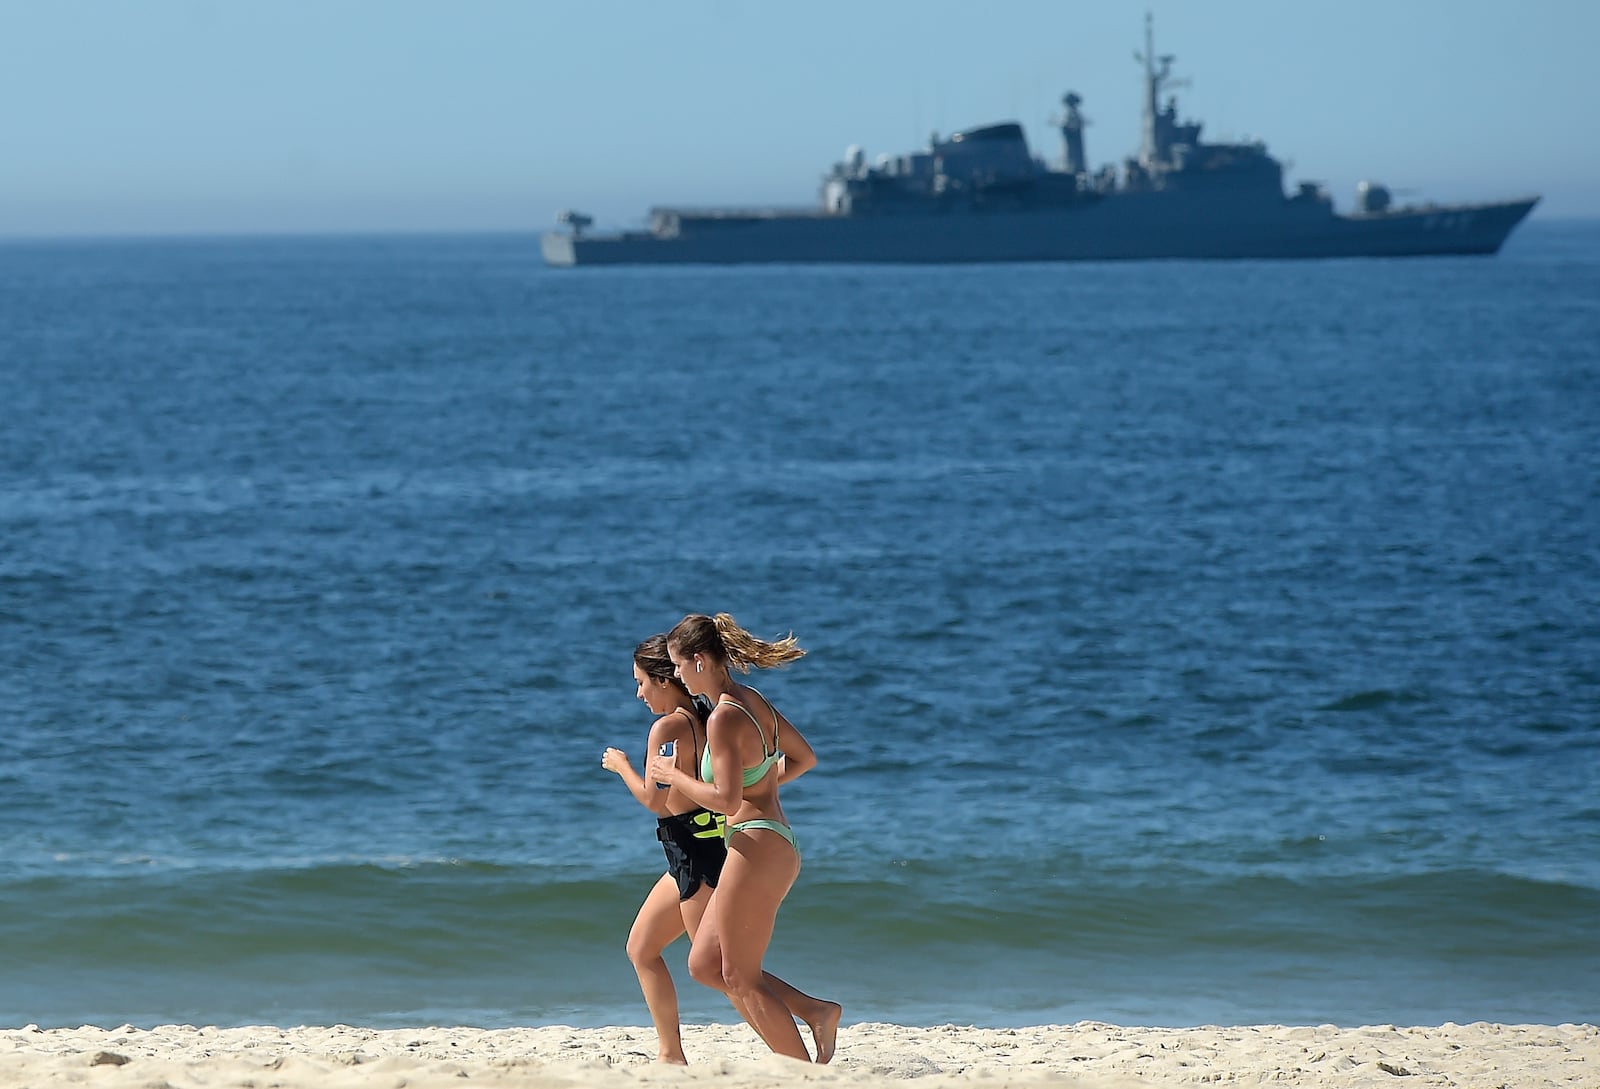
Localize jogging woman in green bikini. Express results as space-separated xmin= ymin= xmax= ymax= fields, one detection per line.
xmin=647 ymin=613 xmax=839 ymax=1063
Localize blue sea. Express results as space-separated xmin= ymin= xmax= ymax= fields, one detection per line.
xmin=1 ymin=223 xmax=1597 ymax=1033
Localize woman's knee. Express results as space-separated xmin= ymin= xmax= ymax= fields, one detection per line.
xmin=687 ymin=948 xmax=725 ymax=991
xmin=721 ymin=961 xmax=764 ymax=997
xmin=626 ymin=931 xmax=661 ymax=969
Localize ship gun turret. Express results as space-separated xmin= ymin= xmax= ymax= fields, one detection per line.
xmin=557 ymin=209 xmax=594 ymax=237
xmin=1355 ymin=181 xmax=1392 ymax=214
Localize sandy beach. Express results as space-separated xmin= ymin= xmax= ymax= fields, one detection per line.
xmin=1 ymin=1020 xmax=1594 ymax=1088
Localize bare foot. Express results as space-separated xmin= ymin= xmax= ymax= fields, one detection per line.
xmin=803 ymin=1001 xmax=842 ymax=1064
xmin=656 ymin=1052 xmax=689 ymax=1065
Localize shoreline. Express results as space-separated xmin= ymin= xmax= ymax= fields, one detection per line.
xmin=2 ymin=1020 xmax=1596 ymax=1087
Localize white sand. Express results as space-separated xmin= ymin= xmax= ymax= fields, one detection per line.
xmin=2 ymin=1020 xmax=1595 ymax=1088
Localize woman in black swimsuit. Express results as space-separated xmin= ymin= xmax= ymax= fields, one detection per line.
xmin=603 ymin=634 xmax=838 ymax=1064
xmin=602 ymin=634 xmax=723 ymax=1064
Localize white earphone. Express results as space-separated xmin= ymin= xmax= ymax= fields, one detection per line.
xmin=695 ymin=660 xmax=703 ymax=673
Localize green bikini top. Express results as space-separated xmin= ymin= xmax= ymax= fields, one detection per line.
xmin=701 ymin=689 xmax=782 ymax=788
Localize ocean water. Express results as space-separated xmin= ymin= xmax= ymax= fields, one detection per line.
xmin=1 ymin=223 xmax=1597 ymax=1032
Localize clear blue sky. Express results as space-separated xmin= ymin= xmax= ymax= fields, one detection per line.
xmin=3 ymin=0 xmax=1595 ymax=237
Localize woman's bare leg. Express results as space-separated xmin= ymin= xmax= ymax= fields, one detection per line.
xmin=687 ymin=888 xmax=739 ymax=1014
xmin=686 ymin=866 xmax=839 ymax=1062
xmin=683 ymin=888 xmax=754 ymax=1027
xmin=683 ymin=887 xmax=759 ymax=1030
xmin=762 ymin=974 xmax=842 ymax=1064
xmin=694 ymin=831 xmax=810 ymax=1060
xmin=627 ymin=874 xmax=690 ymax=1064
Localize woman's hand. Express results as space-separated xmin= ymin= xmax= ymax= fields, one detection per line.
xmin=601 ymin=747 xmax=629 ymax=775
xmin=646 ymin=751 xmax=676 ymax=787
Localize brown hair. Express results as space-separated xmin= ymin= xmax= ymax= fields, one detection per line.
xmin=668 ymin=613 xmax=805 ymax=673
xmin=634 ymin=633 xmax=692 ymax=696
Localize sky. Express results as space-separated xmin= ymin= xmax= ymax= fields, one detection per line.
xmin=2 ymin=0 xmax=1596 ymax=238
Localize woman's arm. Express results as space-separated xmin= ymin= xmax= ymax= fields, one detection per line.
xmin=774 ymin=709 xmax=816 ymax=785
xmin=603 ymin=716 xmax=676 ymax=815
xmin=648 ymin=705 xmax=746 ymax=816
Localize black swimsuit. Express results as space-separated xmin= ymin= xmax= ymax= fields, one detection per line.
xmin=656 ymin=808 xmax=726 ymax=899
xmin=654 ymin=705 xmax=727 ymax=900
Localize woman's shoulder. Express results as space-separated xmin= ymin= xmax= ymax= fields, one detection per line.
xmin=649 ymin=706 xmax=698 ymax=737
xmin=711 ymin=688 xmax=757 ymax=714
xmin=733 ymin=684 xmax=784 ymax=723
xmin=706 ymin=695 xmax=753 ymax=732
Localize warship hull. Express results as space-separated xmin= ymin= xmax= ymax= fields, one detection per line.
xmin=543 ymin=194 xmax=1538 ymax=266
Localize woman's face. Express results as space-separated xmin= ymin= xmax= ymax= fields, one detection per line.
xmin=669 ymin=646 xmax=706 ymax=698
xmin=634 ymin=663 xmax=673 ymax=713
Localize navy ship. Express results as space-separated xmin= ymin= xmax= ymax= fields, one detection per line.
xmin=542 ymin=17 xmax=1538 ymax=266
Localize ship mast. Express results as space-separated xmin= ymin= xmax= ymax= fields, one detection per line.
xmin=1134 ymin=11 xmax=1172 ymax=170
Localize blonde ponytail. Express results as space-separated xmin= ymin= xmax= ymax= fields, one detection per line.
xmin=714 ymin=613 xmax=805 ymax=671
xmin=669 ymin=612 xmax=805 ymax=672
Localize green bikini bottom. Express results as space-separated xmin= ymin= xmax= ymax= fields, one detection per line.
xmin=728 ymin=818 xmax=798 ymax=856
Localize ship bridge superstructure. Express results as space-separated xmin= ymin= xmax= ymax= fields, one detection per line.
xmin=821 ymin=120 xmax=1090 ymax=216
xmin=1127 ymin=12 xmax=1281 ymax=193
xmin=817 ymin=14 xmax=1290 ymax=215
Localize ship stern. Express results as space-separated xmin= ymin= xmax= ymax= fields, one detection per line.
xmin=540 ymin=232 xmax=577 ymax=267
